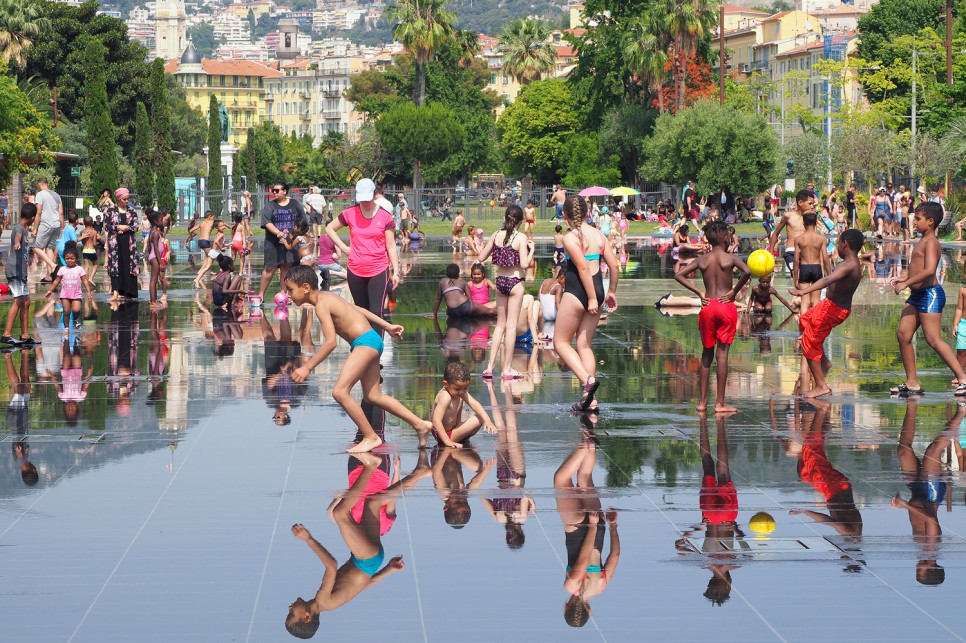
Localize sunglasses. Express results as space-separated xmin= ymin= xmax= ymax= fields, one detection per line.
xmin=272 ymin=188 xmax=285 ymax=193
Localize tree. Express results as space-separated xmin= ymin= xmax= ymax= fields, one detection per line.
xmin=244 ymin=127 xmax=257 ymax=187
xmin=207 ymin=95 xmax=223 ymax=214
xmin=662 ymin=0 xmax=717 ymax=112
xmin=856 ymin=0 xmax=960 ymax=70
xmin=84 ymin=39 xmax=118 ymax=193
xmin=640 ymin=100 xmax=782 ymax=197
xmin=133 ymin=101 xmax=154 ymax=207
xmin=345 ymin=69 xmax=399 ymax=117
xmin=0 ymin=63 xmax=56 ymax=188
xmin=784 ymin=134 xmax=827 ymax=186
xmin=943 ymin=115 xmax=966 ymax=174
xmin=231 ymin=150 xmax=242 ymax=200
xmin=497 ymin=78 xmax=581 ymax=183
xmin=499 ymin=17 xmax=555 ymax=85
xmin=623 ymin=14 xmax=669 ymax=112
xmin=598 ymin=104 xmax=655 ymax=184
xmin=833 ymin=125 xmax=903 ymax=195
xmin=0 ymin=0 xmax=49 ymax=70
xmin=150 ymin=59 xmax=176 ymax=214
xmin=247 ymin=122 xmax=285 ymax=187
xmin=386 ymin=0 xmax=456 ymax=106
xmin=187 ymin=23 xmax=223 ymax=59
xmin=375 ymin=101 xmax=464 ymax=185
xmin=247 ymin=8 xmax=256 ymax=43
xmin=561 ymin=133 xmax=622 ymax=188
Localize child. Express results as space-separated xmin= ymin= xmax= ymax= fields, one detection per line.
xmin=673 ymin=221 xmax=752 ymax=412
xmin=193 ymin=220 xmax=227 ymax=288
xmin=79 ymin=215 xmax=100 ymax=284
xmin=471 ymin=227 xmax=485 ymax=255
xmin=468 ymin=262 xmax=495 ymax=311
xmin=523 ymin=201 xmax=536 ymax=240
xmin=793 ymin=210 xmax=831 ymax=315
xmin=285 ymin=265 xmax=433 ymax=452
xmin=229 ymin=210 xmax=250 ymax=264
xmin=189 ymin=210 xmax=215 ymax=253
xmin=451 ymin=209 xmax=465 ymax=249
xmin=552 ymin=225 xmax=566 ymax=269
xmin=465 ymin=225 xmax=477 ymax=254
xmin=1 ymin=204 xmax=38 ymax=345
xmin=790 ymin=229 xmax=865 ymax=398
xmin=890 ymin=202 xmax=966 ymax=396
xmin=428 ymin=361 xmax=495 ymax=448
xmin=281 ymin=217 xmax=315 ymax=266
xmin=748 ymin=275 xmax=794 ymax=314
xmin=211 ymin=255 xmax=244 ymax=311
xmin=55 ymin=210 xmax=80 ymax=267
xmin=44 ymin=243 xmax=94 ymax=331
xmin=538 ymin=270 xmax=565 ymax=324
xmin=158 ymin=212 xmax=172 ymax=303
xmin=432 ymin=444 xmax=493 ymax=528
xmin=953 ymin=278 xmax=966 ymax=376
xmin=145 ymin=210 xmax=165 ymax=306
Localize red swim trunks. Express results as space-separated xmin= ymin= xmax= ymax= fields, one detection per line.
xmin=799 ymin=298 xmax=850 ymax=361
xmin=700 ymin=476 xmax=738 ymax=525
xmin=798 ymin=440 xmax=851 ymax=501
xmin=698 ymin=299 xmax=738 ymax=348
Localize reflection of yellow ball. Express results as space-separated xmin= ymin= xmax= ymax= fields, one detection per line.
xmin=748 ymin=249 xmax=776 ymax=278
xmin=749 ymin=512 xmax=776 ymax=534
xmin=489 ymin=200 xmax=495 ymax=207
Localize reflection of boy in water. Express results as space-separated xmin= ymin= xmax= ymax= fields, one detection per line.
xmin=891 ymin=398 xmax=963 ymax=586
xmin=261 ymin=315 xmax=307 ymax=426
xmin=431 ymin=446 xmax=492 ymax=528
xmin=5 ymin=350 xmax=38 ymax=486
xmin=554 ymin=417 xmax=620 ymax=628
xmin=697 ymin=413 xmax=739 ymax=605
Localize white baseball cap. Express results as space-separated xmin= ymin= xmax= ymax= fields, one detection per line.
xmin=355 ymin=178 xmax=375 ymax=202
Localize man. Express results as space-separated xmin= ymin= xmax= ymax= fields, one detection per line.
xmin=303 ymin=186 xmax=327 ymax=241
xmin=844 ymin=184 xmax=856 ymax=229
xmin=551 ymin=185 xmax=566 ymax=220
xmin=684 ymin=181 xmax=697 ymax=219
xmin=31 ymin=178 xmax=62 ymax=280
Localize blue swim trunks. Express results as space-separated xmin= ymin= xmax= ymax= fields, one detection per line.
xmin=908 ymin=480 xmax=946 ymax=505
xmin=957 ymin=319 xmax=966 ymax=351
xmin=350 ymin=547 xmax=385 ymax=575
xmin=350 ymin=328 xmax=384 ymax=354
xmin=906 ymin=284 xmax=945 ymax=314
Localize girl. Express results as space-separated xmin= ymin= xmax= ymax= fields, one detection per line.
xmin=616 ymin=208 xmax=628 ymax=246
xmin=478 ymin=206 xmax=534 ymax=379
xmin=44 ymin=243 xmax=94 ymax=331
xmin=469 ymin=262 xmax=496 ymax=311
xmin=145 ymin=210 xmax=165 ymax=306
xmin=465 ymin=225 xmax=477 ymax=254
xmin=229 ymin=211 xmax=250 ymax=265
xmin=282 ymin=217 xmax=316 ymax=266
xmin=158 ymin=212 xmax=172 ymax=304
xmin=554 ymin=196 xmax=619 ymax=412
xmin=471 ymin=227 xmax=486 ymax=255
xmin=432 ymin=263 xmax=496 ymax=318
xmin=79 ymin=216 xmax=100 ymax=284
xmin=451 ymin=209 xmax=465 ymax=250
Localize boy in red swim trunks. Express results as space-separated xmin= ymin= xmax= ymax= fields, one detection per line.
xmin=790 ymin=229 xmax=864 ymax=398
xmin=674 ymin=221 xmax=752 ymax=413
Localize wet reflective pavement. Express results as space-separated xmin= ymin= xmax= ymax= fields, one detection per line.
xmin=4 ymin=238 xmax=966 ymax=641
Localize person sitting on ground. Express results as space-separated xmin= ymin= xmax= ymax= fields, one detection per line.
xmin=748 ymin=275 xmax=795 ymax=314
xmin=432 ymin=263 xmax=497 ymax=318
xmin=427 ymin=361 xmax=496 ymax=449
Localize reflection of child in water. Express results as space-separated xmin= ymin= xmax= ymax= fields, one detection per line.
xmin=697 ymin=413 xmax=739 ymax=605
xmin=285 ymin=452 xmax=427 ymax=639
xmin=431 ymin=446 xmax=493 ymax=528
xmin=57 ymin=335 xmax=91 ymax=427
xmin=5 ymin=350 xmax=38 ymax=486
xmin=261 ymin=314 xmax=307 ymax=426
xmin=890 ymin=398 xmax=963 ymax=586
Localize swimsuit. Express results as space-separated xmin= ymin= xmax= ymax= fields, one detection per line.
xmin=956 ymin=319 xmax=966 ymax=351
xmin=350 ymin=328 xmax=384 ymax=354
xmin=798 ymin=263 xmax=822 ymax=284
xmin=700 ymin=476 xmax=738 ymax=525
xmin=447 ymin=301 xmax=473 ymax=317
xmin=198 ymin=239 xmax=212 ymax=250
xmin=783 ymin=247 xmax=795 ymax=270
xmin=495 ymin=275 xmax=524 ymax=296
xmin=565 ymin=515 xmax=607 ymax=590
xmin=908 ymin=480 xmax=946 ymax=505
xmin=350 ymin=547 xmax=385 ymax=575
xmin=540 ymin=290 xmax=558 ymax=321
xmin=469 ymin=281 xmax=490 ymax=305
xmin=799 ymin=298 xmax=850 ymax=361
xmin=906 ymin=284 xmax=945 ymax=314
xmin=563 ymin=230 xmax=606 ymax=311
xmin=491 ymin=233 xmax=521 ymax=267
xmin=798 ymin=436 xmax=851 ymax=501
xmin=698 ymin=299 xmax=738 ymax=348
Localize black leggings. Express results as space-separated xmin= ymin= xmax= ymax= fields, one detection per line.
xmin=347 ymin=268 xmax=390 ymax=331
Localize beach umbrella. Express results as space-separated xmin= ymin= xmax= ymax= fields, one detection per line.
xmin=611 ymin=186 xmax=639 ymax=196
xmin=578 ymin=186 xmax=611 ymax=197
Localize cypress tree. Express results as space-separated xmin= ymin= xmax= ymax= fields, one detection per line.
xmin=207 ymin=95 xmax=223 ymax=215
xmin=245 ymin=127 xmax=257 ymax=187
xmin=150 ymin=59 xmax=176 ymax=215
xmin=84 ymin=40 xmax=119 ymax=193
xmin=133 ymin=102 xmax=154 ymax=208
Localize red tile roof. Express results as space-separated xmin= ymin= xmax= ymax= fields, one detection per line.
xmin=165 ymin=58 xmax=283 ymax=78
xmin=720 ymin=4 xmax=767 ymax=13
xmin=762 ymin=10 xmax=793 ymax=22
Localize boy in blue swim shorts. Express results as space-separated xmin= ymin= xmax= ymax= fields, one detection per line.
xmin=286 ymin=451 xmax=430 ymax=638
xmin=285 ymin=265 xmax=433 ymax=453
xmin=890 ymin=202 xmax=966 ymax=397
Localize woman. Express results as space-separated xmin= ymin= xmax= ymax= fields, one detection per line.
xmin=432 ymin=263 xmax=495 ymax=318
xmin=98 ymin=188 xmax=115 ymax=211
xmin=104 ymin=188 xmax=140 ymax=301
xmin=478 ymin=205 xmax=534 ymax=379
xmin=326 ymin=178 xmax=399 ymax=330
xmin=554 ymin=196 xmax=618 ymax=412
xmin=257 ymin=182 xmax=305 ymax=302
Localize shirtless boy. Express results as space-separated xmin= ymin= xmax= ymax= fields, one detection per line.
xmin=451 ymin=209 xmax=465 ymax=249
xmin=890 ymin=202 xmax=966 ymax=397
xmin=189 ymin=210 xmax=215 ymax=253
xmin=748 ymin=275 xmax=794 ymax=314
xmin=428 ymin=361 xmax=496 ymax=449
xmin=674 ymin=221 xmax=752 ymax=412
xmin=793 ymin=210 xmax=831 ymax=315
xmin=552 ymin=186 xmax=567 ymax=220
xmin=523 ymin=201 xmax=536 ymax=239
xmin=284 ymin=265 xmax=433 ymax=452
xmin=770 ymin=189 xmax=815 ymax=272
xmin=790 ymin=229 xmax=864 ymax=397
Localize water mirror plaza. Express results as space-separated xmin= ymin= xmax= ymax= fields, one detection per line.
xmin=5 ymin=237 xmax=966 ymax=641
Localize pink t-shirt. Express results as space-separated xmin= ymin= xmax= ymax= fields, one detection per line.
xmin=318 ymin=233 xmax=338 ymax=265
xmin=59 ymin=368 xmax=87 ymax=402
xmin=58 ymin=265 xmax=86 ymax=300
xmin=338 ymin=205 xmax=395 ymax=278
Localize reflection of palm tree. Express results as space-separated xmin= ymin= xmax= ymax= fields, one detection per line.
xmin=0 ymin=0 xmax=49 ymax=69
xmin=499 ymin=18 xmax=555 ymax=86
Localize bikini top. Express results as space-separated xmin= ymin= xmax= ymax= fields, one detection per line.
xmin=564 ymin=229 xmax=605 ymax=262
xmin=441 ymin=280 xmax=464 ymax=296
xmin=294 ymin=235 xmax=310 ymax=250
xmin=491 ymin=232 xmax=521 ymax=267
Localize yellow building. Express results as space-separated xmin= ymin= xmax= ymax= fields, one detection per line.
xmin=720 ymin=4 xmax=767 ymax=32
xmin=165 ymin=43 xmax=283 ymax=148
xmin=230 ymin=1 xmax=271 ymax=19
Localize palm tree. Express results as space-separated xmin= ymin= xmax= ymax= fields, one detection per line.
xmin=386 ymin=0 xmax=456 ymax=107
xmin=454 ymin=29 xmax=480 ymax=68
xmin=662 ymin=0 xmax=716 ymax=111
xmin=623 ymin=15 xmax=669 ymax=113
xmin=943 ymin=116 xmax=966 ymax=172
xmin=498 ymin=17 xmax=555 ymax=86
xmin=0 ymin=0 xmax=49 ymax=70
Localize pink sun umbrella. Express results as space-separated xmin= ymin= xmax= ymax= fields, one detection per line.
xmin=578 ymin=186 xmax=612 ymax=197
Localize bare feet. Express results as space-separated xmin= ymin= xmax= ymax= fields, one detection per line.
xmin=347 ymin=436 xmax=383 ymax=453
xmin=501 ymin=369 xmax=523 ymax=380
xmin=352 ymin=450 xmax=383 ymax=467
xmin=416 ymin=428 xmax=430 ymax=449
xmin=714 ymin=402 xmax=738 ymax=414
xmin=802 ymin=386 xmax=831 ymax=398
xmin=482 ymin=369 xmax=493 ymax=379
xmin=696 ymin=402 xmax=707 ymax=412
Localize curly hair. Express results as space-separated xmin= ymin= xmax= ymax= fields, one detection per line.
xmin=444 ymin=360 xmax=470 ymax=383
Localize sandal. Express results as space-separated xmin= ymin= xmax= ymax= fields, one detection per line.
xmin=481 ymin=370 xmax=493 ymax=379
xmin=890 ymin=383 xmax=924 ymax=396
xmin=955 ymin=383 xmax=966 ymax=397
xmin=575 ymin=378 xmax=600 ymax=412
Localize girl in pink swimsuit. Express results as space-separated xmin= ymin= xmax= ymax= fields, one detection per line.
xmin=469 ymin=263 xmax=495 ymax=307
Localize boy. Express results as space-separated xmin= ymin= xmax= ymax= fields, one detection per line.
xmin=2 ymin=204 xmax=39 ymax=346
xmin=285 ymin=265 xmax=432 ymax=452
xmin=890 ymin=202 xmax=966 ymax=396
xmin=790 ymin=229 xmax=865 ymax=398
xmin=193 ymin=219 xmax=228 ymax=288
xmin=748 ymin=274 xmax=795 ymax=315
xmin=674 ymin=221 xmax=751 ymax=413
xmin=770 ymin=189 xmax=814 ymax=272
xmin=285 ymin=451 xmax=429 ymax=638
xmin=451 ymin=209 xmax=465 ymax=250
xmin=793 ymin=210 xmax=831 ymax=315
xmin=429 ymin=361 xmax=496 ymax=449
xmin=189 ymin=210 xmax=216 ymax=253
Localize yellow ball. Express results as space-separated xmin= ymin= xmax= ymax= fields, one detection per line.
xmin=747 ymin=249 xmax=776 ymax=278
xmin=489 ymin=200 xmax=495 ymax=207
xmin=749 ymin=511 xmax=776 ymax=534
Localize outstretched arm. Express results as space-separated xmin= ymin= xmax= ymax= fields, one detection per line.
xmin=790 ymin=263 xmax=854 ymax=297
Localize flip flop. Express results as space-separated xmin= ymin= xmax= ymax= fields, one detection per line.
xmin=955 ymin=383 xmax=966 ymax=397
xmin=576 ymin=378 xmax=601 ymax=412
xmin=890 ymin=383 xmax=924 ymax=396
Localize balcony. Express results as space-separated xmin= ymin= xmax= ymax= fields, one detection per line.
xmin=322 ymin=88 xmax=342 ymax=98
xmin=739 ymin=62 xmax=752 ymax=74
xmin=300 ymin=91 xmax=311 ymax=100
xmin=749 ymin=60 xmax=769 ymax=71
xmin=323 ymin=110 xmax=340 ymax=120
xmin=264 ymin=92 xmax=275 ymax=101
xmin=300 ymin=112 xmax=312 ymax=121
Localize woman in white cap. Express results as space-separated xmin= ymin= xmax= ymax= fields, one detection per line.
xmin=326 ymin=178 xmax=399 ymax=330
